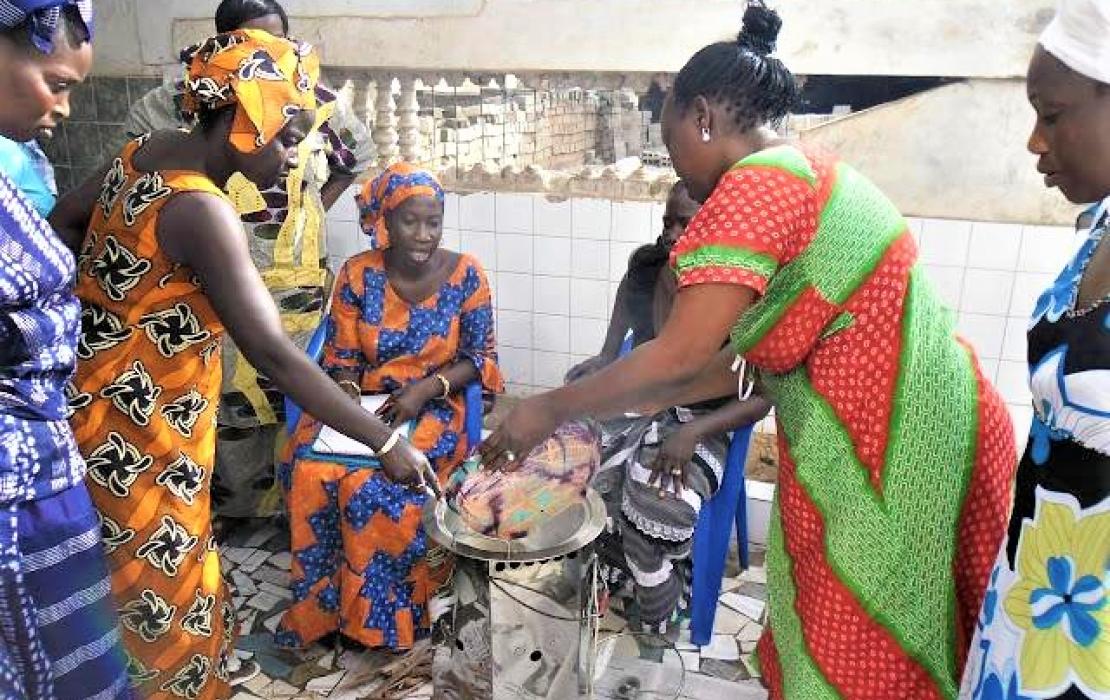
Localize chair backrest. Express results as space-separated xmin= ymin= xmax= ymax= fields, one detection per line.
xmin=618 ymin=329 xmax=634 ymax=358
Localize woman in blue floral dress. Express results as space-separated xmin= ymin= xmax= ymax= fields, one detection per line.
xmin=960 ymin=1 xmax=1110 ymax=697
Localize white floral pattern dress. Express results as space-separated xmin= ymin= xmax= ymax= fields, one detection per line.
xmin=961 ymin=201 xmax=1110 ymax=700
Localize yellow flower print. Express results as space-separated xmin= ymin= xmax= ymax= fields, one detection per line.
xmin=1004 ymin=491 xmax=1110 ymax=697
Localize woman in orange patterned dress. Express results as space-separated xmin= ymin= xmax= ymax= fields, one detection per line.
xmin=50 ymin=31 xmax=432 ymax=699
xmin=276 ymin=164 xmax=503 ymax=652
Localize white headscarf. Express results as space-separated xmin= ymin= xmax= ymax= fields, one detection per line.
xmin=1039 ymin=0 xmax=1110 ymax=84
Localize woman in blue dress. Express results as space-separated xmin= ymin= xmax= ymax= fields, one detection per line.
xmin=961 ymin=0 xmax=1110 ymax=697
xmin=0 ymin=1 xmax=132 ymax=698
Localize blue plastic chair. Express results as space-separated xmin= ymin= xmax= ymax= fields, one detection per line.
xmin=283 ymin=320 xmax=484 ymax=452
xmin=617 ymin=332 xmax=752 ymax=645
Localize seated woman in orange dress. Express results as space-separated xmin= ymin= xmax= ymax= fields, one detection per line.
xmin=276 ymin=163 xmax=503 ymax=651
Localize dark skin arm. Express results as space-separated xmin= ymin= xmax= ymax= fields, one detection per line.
xmin=480 ymin=283 xmax=754 ymax=470
xmin=158 ymin=191 xmax=432 ymax=486
xmin=376 ymin=360 xmax=480 ymax=426
xmin=320 ymin=171 xmax=356 ymax=211
xmin=651 ymin=394 xmax=771 ymax=495
xmin=48 ymin=160 xmax=113 ymax=256
xmin=565 ymin=275 xmax=635 ymax=382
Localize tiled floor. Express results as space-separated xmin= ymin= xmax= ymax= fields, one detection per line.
xmin=218 ymin=518 xmax=768 ymax=699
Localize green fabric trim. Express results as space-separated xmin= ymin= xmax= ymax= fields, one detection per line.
xmin=820 ymin=312 xmax=855 ymax=339
xmin=729 ymin=161 xmax=906 ymax=355
xmin=674 ymin=244 xmax=778 ymax=280
xmin=735 ymin=145 xmax=818 ymax=186
xmin=804 ymin=163 xmax=907 ymax=305
xmin=764 ymin=500 xmax=842 ymax=699
xmin=762 ymin=270 xmax=977 ymax=699
xmin=878 ymin=267 xmax=978 ymax=694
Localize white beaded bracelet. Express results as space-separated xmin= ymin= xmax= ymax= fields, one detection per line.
xmin=376 ymin=428 xmax=404 ymax=457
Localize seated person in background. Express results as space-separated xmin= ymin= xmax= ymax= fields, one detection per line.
xmin=0 ymin=136 xmax=57 ymax=216
xmin=277 ymin=163 xmax=504 ymax=652
xmin=566 ymin=181 xmax=771 ymax=633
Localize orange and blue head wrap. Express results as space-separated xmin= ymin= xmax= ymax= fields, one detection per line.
xmin=357 ymin=163 xmax=445 ymax=250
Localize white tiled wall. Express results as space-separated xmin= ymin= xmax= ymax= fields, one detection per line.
xmin=325 ymin=188 xmax=1077 ymax=445
xmin=914 ymin=217 xmax=1079 ymax=448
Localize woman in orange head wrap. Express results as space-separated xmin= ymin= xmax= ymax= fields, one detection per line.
xmin=49 ymin=30 xmax=433 ymax=699
xmin=276 ymin=163 xmax=503 ymax=652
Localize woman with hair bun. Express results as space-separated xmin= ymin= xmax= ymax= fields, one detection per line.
xmin=481 ymin=2 xmax=1018 ymax=697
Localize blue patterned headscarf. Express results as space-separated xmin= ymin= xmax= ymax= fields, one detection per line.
xmin=0 ymin=0 xmax=93 ymax=54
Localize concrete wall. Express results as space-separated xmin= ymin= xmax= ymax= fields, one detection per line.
xmin=94 ymin=0 xmax=1053 ymax=78
xmin=323 ymin=186 xmax=1069 ymax=450
xmin=800 ymin=79 xmax=1074 ymax=226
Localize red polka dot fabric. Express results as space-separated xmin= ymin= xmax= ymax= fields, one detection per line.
xmin=673 ymin=146 xmax=1017 ymax=698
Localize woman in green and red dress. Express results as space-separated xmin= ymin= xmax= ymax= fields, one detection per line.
xmin=480 ymin=3 xmax=1018 ymax=698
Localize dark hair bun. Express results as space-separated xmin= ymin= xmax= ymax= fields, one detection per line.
xmin=737 ymin=1 xmax=782 ymax=56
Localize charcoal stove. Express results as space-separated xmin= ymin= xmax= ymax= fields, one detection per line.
xmin=422 ymin=480 xmax=607 ymax=699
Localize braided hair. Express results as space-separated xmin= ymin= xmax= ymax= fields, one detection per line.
xmin=672 ymin=1 xmax=799 ymax=132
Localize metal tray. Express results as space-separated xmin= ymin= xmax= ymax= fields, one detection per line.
xmin=422 ymin=487 xmax=607 ymax=563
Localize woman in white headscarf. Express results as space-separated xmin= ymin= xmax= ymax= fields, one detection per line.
xmin=959 ymin=1 xmax=1110 ymax=698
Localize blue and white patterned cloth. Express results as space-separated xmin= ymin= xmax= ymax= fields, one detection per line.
xmin=0 ymin=485 xmax=133 ymax=700
xmin=0 ymin=170 xmax=85 ymax=504
xmin=0 ymin=0 xmax=93 ymax=53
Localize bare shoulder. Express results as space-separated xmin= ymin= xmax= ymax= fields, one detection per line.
xmin=157 ymin=190 xmax=243 ymax=263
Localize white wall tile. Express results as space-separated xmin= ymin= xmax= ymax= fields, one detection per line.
xmin=534 ymin=197 xmax=572 ymax=237
xmin=1009 ymin=272 xmax=1055 ymax=317
xmin=325 ymin=220 xmax=363 ymax=263
xmin=496 ymin=309 xmax=532 ymax=348
xmin=495 ymin=193 xmax=534 ymax=234
xmin=570 ymin=317 xmax=608 ymax=356
xmin=496 ymin=234 xmax=533 ymax=273
xmin=572 ymin=239 xmax=610 ymax=280
xmin=1008 ymin=403 xmax=1033 ymax=452
xmin=978 ymin=357 xmax=1000 ymax=385
xmin=324 ymin=219 xmax=348 ymax=261
xmin=920 ymin=265 xmax=965 ymax=310
xmin=459 ymin=192 xmax=496 ymax=232
xmin=918 ymin=218 xmax=972 ymax=266
xmin=611 ymin=201 xmax=655 ymax=243
xmin=443 ymin=192 xmax=461 ymax=230
xmin=533 ymin=276 xmax=570 ymax=315
xmin=996 ymin=360 xmax=1032 ymax=405
xmin=609 ymin=281 xmax=622 ymax=317
xmin=570 ymin=278 xmax=612 ymax=320
xmin=460 ymin=231 xmax=497 ymax=271
xmin=1018 ymin=225 xmax=1077 ymax=274
xmin=610 ymin=241 xmax=641 ymax=281
xmin=960 ymin=269 xmax=1014 ymax=315
xmin=905 ymin=217 xmax=924 ymax=243
xmin=572 ymin=198 xmax=612 ymax=240
xmin=967 ymin=222 xmax=1022 ymax=270
xmin=651 ymin=202 xmax=666 ymax=231
xmin=495 ymin=272 xmax=533 ymax=311
xmin=532 ymin=314 xmax=570 ymax=353
xmin=1001 ymin=317 xmax=1028 ymax=362
xmin=957 ymin=313 xmax=1006 ymax=360
xmin=440 ymin=228 xmax=461 ymax=253
xmin=498 ymin=346 xmax=533 ymax=385
xmin=534 ymin=237 xmax=572 ymax=277
xmin=532 ymin=350 xmax=572 ymax=389
xmin=328 ymin=185 xmax=360 ymax=222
